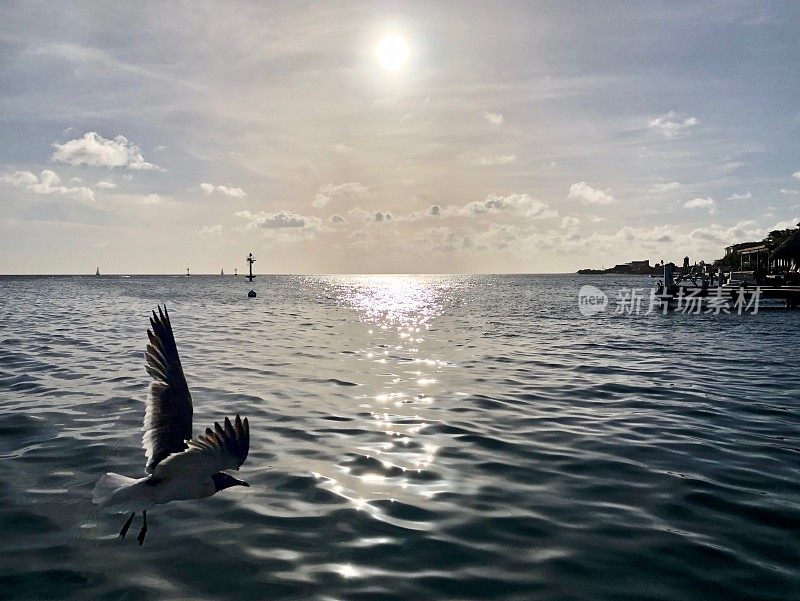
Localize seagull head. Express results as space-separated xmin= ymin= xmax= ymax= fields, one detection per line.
xmin=211 ymin=472 xmax=250 ymax=493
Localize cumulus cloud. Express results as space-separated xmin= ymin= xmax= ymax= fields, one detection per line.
xmin=648 ymin=111 xmax=699 ymax=138
xmin=726 ymin=192 xmax=752 ymax=201
xmin=561 ymin=216 xmax=580 ymax=229
xmin=51 ymin=132 xmax=163 ymax=171
xmin=684 ymin=196 xmax=715 ymax=210
xmin=793 ymin=171 xmax=800 ymax=180
xmin=457 ymin=193 xmax=551 ymax=218
xmin=1 ymin=169 xmax=94 ymax=202
xmin=478 ymin=154 xmax=516 ymax=165
xmin=235 ymin=209 xmax=322 ymax=231
xmin=406 ymin=204 xmax=443 ymax=221
xmin=780 ymin=188 xmax=799 ymax=196
xmin=312 ymin=182 xmax=368 ymax=207
xmin=96 ymin=180 xmax=117 ymax=189
xmin=197 ymin=225 xmax=222 ymax=235
xmin=568 ymin=182 xmax=615 ymax=205
xmin=334 ymin=144 xmax=355 ymax=154
xmin=484 ymin=111 xmax=504 ymax=125
xmin=200 ymin=183 xmax=246 ymax=198
xmin=771 ymin=217 xmax=800 ymax=231
xmin=649 ymin=181 xmax=680 ymax=194
xmin=141 ymin=193 xmax=162 ymax=206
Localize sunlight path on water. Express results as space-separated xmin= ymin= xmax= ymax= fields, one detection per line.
xmin=306 ymin=275 xmax=467 ymax=529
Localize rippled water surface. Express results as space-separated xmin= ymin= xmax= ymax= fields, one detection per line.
xmin=1 ymin=274 xmax=799 ymax=600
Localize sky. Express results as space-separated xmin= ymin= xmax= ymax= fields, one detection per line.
xmin=1 ymin=0 xmax=799 ymax=274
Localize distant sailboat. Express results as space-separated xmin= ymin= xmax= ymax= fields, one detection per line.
xmin=95 ymin=267 xmax=100 ymax=276
xmin=234 ymin=267 xmax=238 ymax=276
xmin=221 ymin=268 xmax=224 ymax=276
xmin=186 ymin=267 xmax=190 ymax=276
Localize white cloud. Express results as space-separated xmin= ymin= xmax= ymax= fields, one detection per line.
xmin=200 ymin=182 xmax=246 ymax=198
xmin=312 ymin=181 xmax=368 ymax=207
xmin=771 ymin=217 xmax=800 ymax=230
xmin=1 ymin=169 xmax=94 ymax=202
xmin=235 ymin=209 xmax=322 ymax=230
xmin=726 ymin=192 xmax=752 ymax=201
xmin=648 ymin=111 xmax=699 ymax=138
xmin=684 ymin=196 xmax=715 ymax=209
xmin=568 ymin=182 xmax=615 ymax=205
xmin=142 ymin=193 xmax=162 ymax=206
xmin=51 ymin=132 xmax=163 ymax=171
xmin=561 ymin=216 xmax=580 ymax=229
xmin=478 ymin=154 xmax=516 ymax=165
xmin=457 ymin=193 xmax=552 ymax=219
xmin=793 ymin=171 xmax=800 ymax=180
xmin=197 ymin=225 xmax=222 ymax=235
xmin=780 ymin=188 xmax=799 ymax=196
xmin=484 ymin=111 xmax=504 ymax=125
xmin=649 ymin=181 xmax=680 ymax=194
xmin=334 ymin=144 xmax=355 ymax=154
xmin=96 ymin=180 xmax=117 ymax=189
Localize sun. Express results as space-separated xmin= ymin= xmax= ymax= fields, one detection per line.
xmin=376 ymin=34 xmax=410 ymax=71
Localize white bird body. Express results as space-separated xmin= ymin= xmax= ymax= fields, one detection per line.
xmin=94 ymin=472 xmax=217 ymax=511
xmin=93 ymin=305 xmax=251 ymax=544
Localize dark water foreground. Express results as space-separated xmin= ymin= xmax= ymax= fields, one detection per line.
xmin=0 ymin=274 xmax=798 ymax=601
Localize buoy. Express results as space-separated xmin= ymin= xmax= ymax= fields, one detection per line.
xmin=248 ymin=290 xmax=256 ymax=298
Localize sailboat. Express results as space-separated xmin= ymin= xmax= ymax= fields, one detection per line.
xmin=221 ymin=268 xmax=224 ymax=276
xmin=95 ymin=267 xmax=100 ymax=276
xmin=186 ymin=267 xmax=190 ymax=276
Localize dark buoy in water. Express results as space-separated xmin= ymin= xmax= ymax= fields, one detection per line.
xmin=248 ymin=290 xmax=257 ymax=298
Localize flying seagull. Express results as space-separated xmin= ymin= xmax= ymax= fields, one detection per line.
xmin=93 ymin=305 xmax=250 ymax=545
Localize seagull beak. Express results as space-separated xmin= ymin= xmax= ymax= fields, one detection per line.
xmin=240 ymin=481 xmax=250 ymax=487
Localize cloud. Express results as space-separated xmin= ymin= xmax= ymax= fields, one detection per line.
xmin=405 ymin=204 xmax=443 ymax=221
xmin=334 ymin=144 xmax=355 ymax=154
xmin=96 ymin=180 xmax=117 ymax=189
xmin=142 ymin=193 xmax=162 ymax=205
xmin=561 ymin=216 xmax=580 ymax=229
xmin=649 ymin=181 xmax=680 ymax=194
xmin=457 ymin=193 xmax=552 ymax=218
xmin=780 ymin=189 xmax=799 ymax=196
xmin=197 ymin=225 xmax=222 ymax=235
xmin=1 ymin=169 xmax=94 ymax=202
xmin=51 ymin=132 xmax=163 ymax=171
xmin=478 ymin=154 xmax=516 ymax=165
xmin=726 ymin=192 xmax=752 ymax=200
xmin=330 ymin=214 xmax=345 ymax=224
xmin=648 ymin=111 xmax=699 ymax=138
xmin=684 ymin=196 xmax=715 ymax=210
xmin=235 ymin=209 xmax=322 ymax=231
xmin=771 ymin=217 xmax=800 ymax=231
xmin=484 ymin=111 xmax=504 ymax=125
xmin=568 ymin=182 xmax=615 ymax=205
xmin=793 ymin=171 xmax=800 ymax=180
xmin=312 ymin=181 xmax=368 ymax=207
xmin=200 ymin=182 xmax=246 ymax=198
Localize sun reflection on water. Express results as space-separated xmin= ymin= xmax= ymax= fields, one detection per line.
xmin=305 ymin=275 xmax=464 ymax=526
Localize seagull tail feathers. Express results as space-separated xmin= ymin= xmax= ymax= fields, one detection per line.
xmin=93 ymin=472 xmax=139 ymax=507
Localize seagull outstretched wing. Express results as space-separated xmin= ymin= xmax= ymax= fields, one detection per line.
xmin=142 ymin=305 xmax=194 ymax=473
xmin=150 ymin=416 xmax=250 ymax=483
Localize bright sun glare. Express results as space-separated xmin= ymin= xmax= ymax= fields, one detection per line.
xmin=376 ymin=34 xmax=410 ymax=71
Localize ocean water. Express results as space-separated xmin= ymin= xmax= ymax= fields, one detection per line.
xmin=1 ymin=274 xmax=799 ymax=601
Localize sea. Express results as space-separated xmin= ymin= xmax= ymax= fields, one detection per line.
xmin=0 ymin=274 xmax=799 ymax=601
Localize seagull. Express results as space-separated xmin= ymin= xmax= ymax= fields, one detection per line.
xmin=93 ymin=305 xmax=250 ymax=545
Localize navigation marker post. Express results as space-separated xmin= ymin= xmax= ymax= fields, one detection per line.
xmin=246 ymin=253 xmax=257 ymax=297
